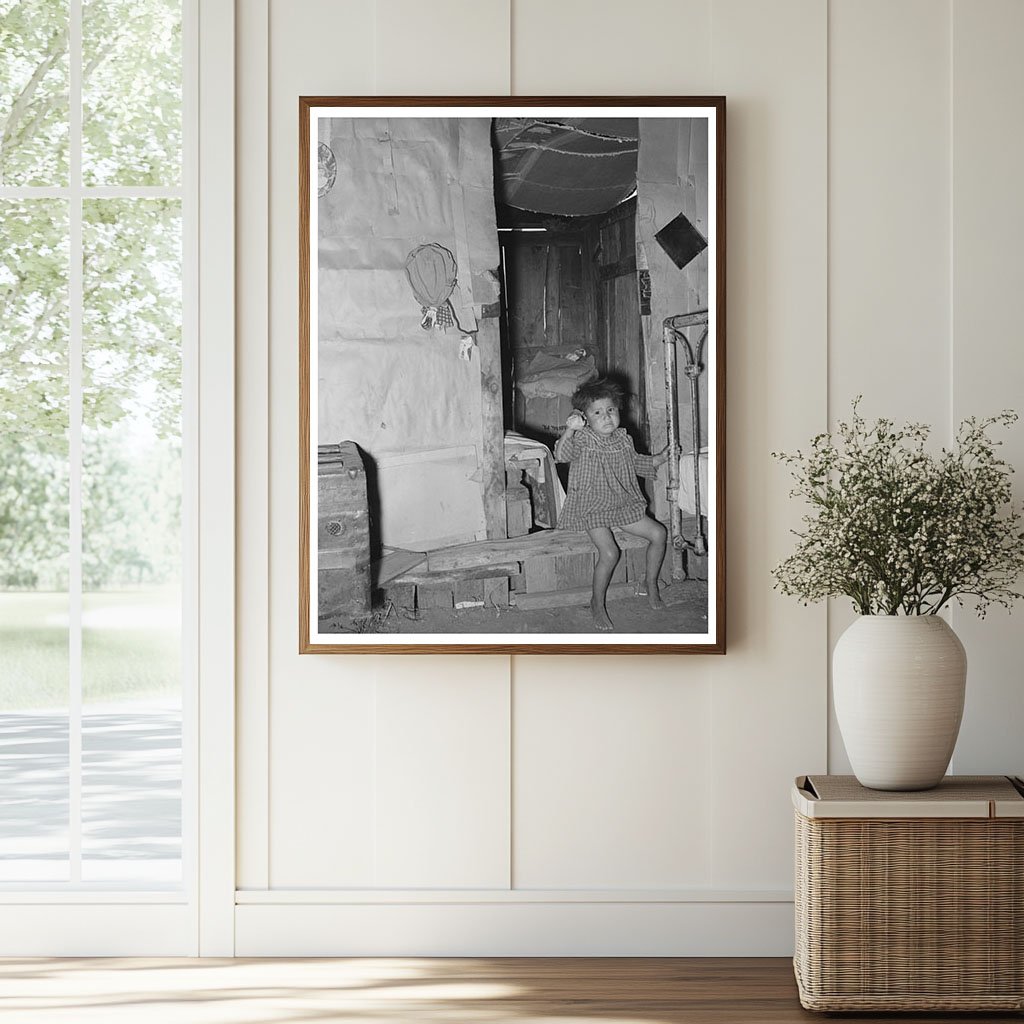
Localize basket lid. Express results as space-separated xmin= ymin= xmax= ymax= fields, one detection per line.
xmin=793 ymin=775 xmax=1024 ymax=819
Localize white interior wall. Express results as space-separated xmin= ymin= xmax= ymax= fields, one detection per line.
xmin=826 ymin=0 xmax=952 ymax=773
xmin=234 ymin=0 xmax=1024 ymax=956
xmin=947 ymin=0 xmax=1024 ymax=773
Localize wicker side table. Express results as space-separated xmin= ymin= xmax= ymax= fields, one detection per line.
xmin=793 ymin=774 xmax=1024 ymax=1012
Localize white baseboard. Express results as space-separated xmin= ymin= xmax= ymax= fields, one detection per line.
xmin=0 ymin=904 xmax=195 ymax=956
xmin=235 ymin=898 xmax=795 ymax=957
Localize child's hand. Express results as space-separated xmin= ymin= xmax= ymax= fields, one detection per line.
xmin=565 ymin=412 xmax=585 ymax=432
xmin=653 ymin=443 xmax=672 ymax=467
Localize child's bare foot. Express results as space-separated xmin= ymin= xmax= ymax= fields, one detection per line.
xmin=637 ymin=583 xmax=665 ymax=610
xmin=590 ymin=599 xmax=614 ymax=631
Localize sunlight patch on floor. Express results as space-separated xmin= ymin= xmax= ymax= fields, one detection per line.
xmin=0 ymin=958 xmax=687 ymax=1024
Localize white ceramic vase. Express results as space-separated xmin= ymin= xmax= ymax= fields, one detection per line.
xmin=832 ymin=615 xmax=967 ymax=791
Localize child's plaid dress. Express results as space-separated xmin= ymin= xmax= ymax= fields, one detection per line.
xmin=554 ymin=427 xmax=657 ymax=531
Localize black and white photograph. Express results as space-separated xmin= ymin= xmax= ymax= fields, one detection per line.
xmin=300 ymin=99 xmax=725 ymax=653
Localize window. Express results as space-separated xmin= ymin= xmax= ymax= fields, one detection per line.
xmin=0 ymin=0 xmax=191 ymax=889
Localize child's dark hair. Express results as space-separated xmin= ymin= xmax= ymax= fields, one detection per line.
xmin=571 ymin=377 xmax=624 ymax=413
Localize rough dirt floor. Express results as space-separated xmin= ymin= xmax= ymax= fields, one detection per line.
xmin=333 ymin=581 xmax=709 ymax=635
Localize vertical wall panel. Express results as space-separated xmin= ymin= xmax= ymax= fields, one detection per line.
xmin=266 ymin=0 xmax=514 ymax=890
xmin=829 ymin=0 xmax=951 ymax=424
xmin=512 ymin=0 xmax=827 ymax=895
xmin=512 ymin=0 xmax=711 ymax=95
xmin=950 ymin=0 xmax=1024 ymax=777
xmin=513 ymin=657 xmax=713 ymax=888
xmin=827 ymin=0 xmax=951 ymax=773
xmin=266 ymin=0 xmax=378 ymax=888
xmin=510 ymin=0 xmax=722 ymax=895
xmin=375 ymin=662 xmax=510 ymax=888
xmin=375 ymin=0 xmax=510 ymax=94
xmin=708 ymin=0 xmax=828 ymax=889
xmin=271 ymin=672 xmax=378 ymax=886
xmin=364 ymin=2 xmax=514 ymax=891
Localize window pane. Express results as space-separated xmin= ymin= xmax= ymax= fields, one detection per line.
xmin=81 ymin=197 xmax=181 ymax=883
xmin=0 ymin=702 xmax=69 ymax=881
xmin=81 ymin=648 xmax=181 ymax=883
xmin=0 ymin=1 xmax=70 ymax=186
xmin=82 ymin=0 xmax=181 ymax=187
xmin=0 ymin=198 xmax=70 ymax=880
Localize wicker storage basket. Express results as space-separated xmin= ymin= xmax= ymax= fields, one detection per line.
xmin=793 ymin=775 xmax=1024 ymax=1012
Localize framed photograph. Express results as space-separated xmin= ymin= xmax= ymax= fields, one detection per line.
xmin=300 ymin=97 xmax=725 ymax=654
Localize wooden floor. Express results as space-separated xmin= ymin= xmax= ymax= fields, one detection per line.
xmin=0 ymin=957 xmax=1020 ymax=1023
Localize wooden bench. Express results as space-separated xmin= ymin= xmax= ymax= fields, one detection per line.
xmin=385 ymin=529 xmax=651 ymax=612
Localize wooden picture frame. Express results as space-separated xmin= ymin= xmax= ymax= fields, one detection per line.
xmin=300 ymin=97 xmax=726 ymax=653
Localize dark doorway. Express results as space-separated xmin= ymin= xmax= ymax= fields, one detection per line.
xmin=494 ymin=200 xmax=648 ymax=451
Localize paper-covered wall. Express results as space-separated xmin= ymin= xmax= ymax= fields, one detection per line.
xmin=316 ymin=117 xmax=502 ymax=550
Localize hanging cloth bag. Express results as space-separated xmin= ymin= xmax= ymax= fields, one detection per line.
xmin=404 ymin=243 xmax=458 ymax=331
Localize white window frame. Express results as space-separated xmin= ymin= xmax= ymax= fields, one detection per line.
xmin=195 ymin=0 xmax=236 ymax=957
xmin=0 ymin=0 xmax=234 ymax=956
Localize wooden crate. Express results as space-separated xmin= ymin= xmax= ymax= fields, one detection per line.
xmin=523 ymin=551 xmax=593 ymax=593
xmin=317 ymin=441 xmax=371 ymax=620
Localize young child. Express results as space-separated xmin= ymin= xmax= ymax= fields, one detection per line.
xmin=553 ymin=378 xmax=670 ymax=631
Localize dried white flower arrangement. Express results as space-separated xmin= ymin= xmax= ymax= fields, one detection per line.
xmin=772 ymin=401 xmax=1024 ymax=616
